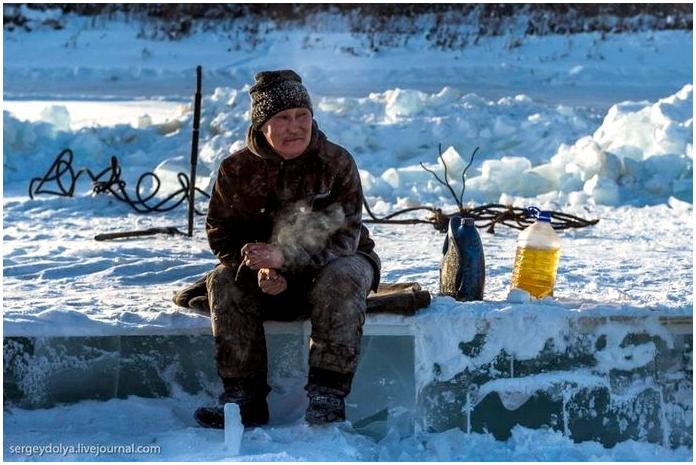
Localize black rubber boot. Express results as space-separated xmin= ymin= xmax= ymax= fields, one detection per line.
xmin=188 ymin=295 xmax=210 ymax=315
xmin=194 ymin=406 xmax=225 ymax=429
xmin=195 ymin=377 xmax=270 ymax=429
xmin=194 ymin=396 xmax=269 ymax=429
xmin=305 ymin=388 xmax=346 ymax=424
xmin=304 ymin=367 xmax=352 ymax=425
xmin=172 ymin=274 xmax=208 ymax=308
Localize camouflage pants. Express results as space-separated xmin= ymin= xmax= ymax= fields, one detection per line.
xmin=207 ymin=255 xmax=373 ymax=382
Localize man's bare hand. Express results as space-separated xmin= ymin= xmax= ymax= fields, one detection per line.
xmin=257 ymin=268 xmax=287 ymax=295
xmin=241 ymin=243 xmax=284 ymax=270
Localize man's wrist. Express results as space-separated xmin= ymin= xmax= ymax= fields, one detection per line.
xmin=272 ymin=247 xmax=285 ymax=269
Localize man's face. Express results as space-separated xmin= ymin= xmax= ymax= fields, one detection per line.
xmin=261 ymin=107 xmax=312 ymax=159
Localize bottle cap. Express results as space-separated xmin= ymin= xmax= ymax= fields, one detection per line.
xmin=463 ymin=217 xmax=475 ymax=227
xmin=538 ymin=211 xmax=551 ymax=222
xmin=527 ymin=206 xmax=552 ymax=223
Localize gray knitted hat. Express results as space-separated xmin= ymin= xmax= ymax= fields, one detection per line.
xmin=249 ymin=70 xmax=313 ymax=129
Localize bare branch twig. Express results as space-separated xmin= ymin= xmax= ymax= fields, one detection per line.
xmin=364 ymin=143 xmax=599 ymax=234
xmin=458 ymin=146 xmax=479 ymax=208
xmin=419 ymin=161 xmax=462 ymax=211
xmin=421 ymin=144 xmax=465 ymax=214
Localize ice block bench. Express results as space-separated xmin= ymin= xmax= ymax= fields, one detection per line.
xmin=2 ymin=316 xmax=416 ymax=439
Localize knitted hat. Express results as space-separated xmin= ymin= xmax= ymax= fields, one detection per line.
xmin=249 ymin=70 xmax=313 ymax=129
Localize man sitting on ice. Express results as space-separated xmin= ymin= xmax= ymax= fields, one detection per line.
xmin=194 ymin=69 xmax=381 ymax=428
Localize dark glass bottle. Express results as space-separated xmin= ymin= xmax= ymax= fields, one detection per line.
xmin=440 ymin=215 xmax=485 ymax=301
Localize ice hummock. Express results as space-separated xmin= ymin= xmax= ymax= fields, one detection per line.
xmin=5 ymin=85 xmax=692 ymax=207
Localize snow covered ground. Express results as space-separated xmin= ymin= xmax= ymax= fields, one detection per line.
xmin=4 ymin=390 xmax=692 ymax=461
xmin=2 ymin=12 xmax=693 ymax=462
xmin=2 ymin=202 xmax=692 ymax=338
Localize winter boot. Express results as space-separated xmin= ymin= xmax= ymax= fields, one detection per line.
xmin=194 ymin=398 xmax=269 ymax=429
xmin=187 ymin=295 xmax=210 ymax=315
xmin=193 ymin=406 xmax=226 ymax=429
xmin=195 ymin=378 xmax=270 ymax=429
xmin=172 ymin=274 xmax=208 ymax=308
xmin=304 ymin=367 xmax=352 ymax=425
xmin=305 ymin=387 xmax=346 ymax=424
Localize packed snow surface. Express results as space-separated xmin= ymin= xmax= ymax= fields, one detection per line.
xmin=3 ymin=14 xmax=693 ymax=462
xmin=4 ymin=391 xmax=692 ymax=461
xmin=3 ymin=201 xmax=692 ymax=338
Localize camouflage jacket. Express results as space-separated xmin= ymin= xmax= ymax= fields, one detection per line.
xmin=206 ymin=121 xmax=381 ymax=291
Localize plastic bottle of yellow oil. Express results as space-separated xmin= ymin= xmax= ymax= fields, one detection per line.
xmin=511 ymin=207 xmax=561 ymax=299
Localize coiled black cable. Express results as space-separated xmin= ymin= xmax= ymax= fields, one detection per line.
xmin=30 ymin=148 xmax=598 ymax=233
xmin=29 ymin=148 xmax=210 ymax=214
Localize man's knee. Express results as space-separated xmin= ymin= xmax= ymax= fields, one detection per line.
xmin=309 ymin=256 xmax=371 ymax=353
xmin=311 ymin=255 xmax=373 ymax=302
xmin=206 ymin=264 xmax=236 ymax=290
xmin=207 ymin=264 xmax=263 ymax=333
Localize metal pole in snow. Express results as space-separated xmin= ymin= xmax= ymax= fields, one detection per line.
xmin=188 ymin=65 xmax=202 ymax=237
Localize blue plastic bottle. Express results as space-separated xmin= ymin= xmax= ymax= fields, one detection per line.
xmin=440 ymin=215 xmax=485 ymax=301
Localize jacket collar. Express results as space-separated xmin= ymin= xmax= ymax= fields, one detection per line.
xmin=246 ymin=120 xmax=324 ymax=164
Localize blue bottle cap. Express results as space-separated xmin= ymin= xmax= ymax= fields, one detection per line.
xmin=527 ymin=206 xmax=551 ymax=223
xmin=537 ymin=211 xmax=552 ymax=223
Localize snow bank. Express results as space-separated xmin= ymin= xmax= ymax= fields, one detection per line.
xmin=346 ymin=84 xmax=692 ymax=207
xmin=3 ymin=106 xmax=190 ymax=195
xmin=5 ymin=85 xmax=692 ymax=207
